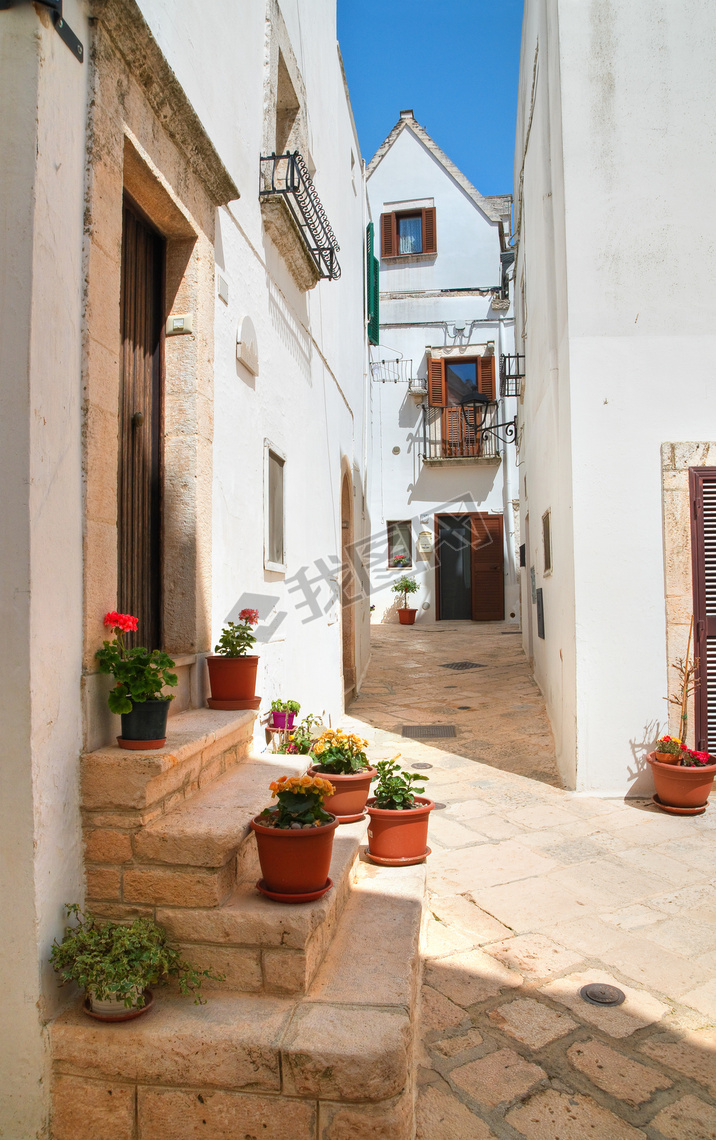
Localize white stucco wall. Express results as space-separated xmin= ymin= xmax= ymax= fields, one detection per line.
xmin=367 ymin=125 xmax=519 ymax=626
xmin=515 ymin=0 xmax=716 ymax=793
xmin=0 ymin=2 xmax=87 ymax=1133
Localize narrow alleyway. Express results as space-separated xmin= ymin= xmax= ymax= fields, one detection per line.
xmin=346 ymin=625 xmax=716 ymax=1139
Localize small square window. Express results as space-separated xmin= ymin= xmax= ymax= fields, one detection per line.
xmin=542 ymin=510 xmax=552 ymax=574
xmin=388 ymin=520 xmax=412 ymax=568
xmin=397 ymin=214 xmax=422 ymax=255
xmin=265 ymin=444 xmax=286 ymax=572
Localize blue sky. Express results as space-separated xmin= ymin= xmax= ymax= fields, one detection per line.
xmin=337 ymin=0 xmax=524 ymax=197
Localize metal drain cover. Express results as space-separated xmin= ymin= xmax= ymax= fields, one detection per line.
xmin=440 ymin=662 xmax=486 ymax=671
xmin=432 ymin=802 xmax=446 ymax=810
xmin=402 ymin=725 xmax=457 ymax=739
xmin=411 ymin=762 xmax=433 ymax=770
xmin=580 ymin=983 xmax=626 ymax=1007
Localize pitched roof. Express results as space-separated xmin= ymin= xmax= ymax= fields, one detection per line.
xmin=366 ymin=111 xmax=511 ymax=224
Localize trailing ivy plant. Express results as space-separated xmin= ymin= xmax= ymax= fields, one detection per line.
xmin=50 ymin=905 xmax=223 ymax=1007
xmin=96 ymin=612 xmax=177 ymax=715
xmin=372 ymin=759 xmax=427 ymax=810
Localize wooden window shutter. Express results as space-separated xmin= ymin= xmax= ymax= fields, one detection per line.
xmin=478 ymin=355 xmax=496 ymax=401
xmin=380 ymin=212 xmax=397 ymax=258
xmin=427 ymin=357 xmax=446 ymax=406
xmin=366 ymin=223 xmax=379 ymax=345
xmin=422 ymin=207 xmax=437 ymax=255
xmin=690 ymin=467 xmax=716 ymax=751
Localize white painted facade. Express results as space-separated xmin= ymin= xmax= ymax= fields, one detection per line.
xmin=0 ymin=1 xmax=367 ymax=1132
xmin=366 ymin=113 xmax=519 ymax=626
xmin=514 ymin=0 xmax=716 ymax=794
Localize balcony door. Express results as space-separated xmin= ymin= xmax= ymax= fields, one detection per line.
xmin=427 ymin=355 xmax=496 ymax=459
xmin=436 ymin=513 xmax=504 ymax=622
xmin=118 ymin=197 xmax=165 ymax=649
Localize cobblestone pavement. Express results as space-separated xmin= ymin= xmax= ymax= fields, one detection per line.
xmin=346 ymin=623 xmax=716 ymax=1140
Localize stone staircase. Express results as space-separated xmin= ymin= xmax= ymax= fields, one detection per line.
xmin=50 ymin=709 xmax=426 ymax=1139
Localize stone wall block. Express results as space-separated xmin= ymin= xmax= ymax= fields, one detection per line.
xmin=86 ymin=867 xmax=121 ymax=902
xmin=318 ymin=1088 xmax=414 ymax=1140
xmin=122 ymin=861 xmax=235 ymax=907
xmin=174 ymin=943 xmax=263 ymax=992
xmin=673 ymin=441 xmax=716 ymax=470
xmin=51 ymin=1074 xmax=135 ymax=1140
xmin=263 ymin=949 xmax=310 ymax=994
xmin=137 ymin=1087 xmax=317 ymax=1140
xmin=84 ymin=828 xmax=133 ymax=864
xmin=281 ymin=1006 xmax=410 ymax=1102
xmin=85 ymin=240 xmax=122 ymax=357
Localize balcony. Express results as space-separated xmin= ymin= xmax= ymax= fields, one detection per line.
xmin=422 ymin=403 xmax=502 ymax=465
xmin=500 ymin=353 xmax=525 ymax=397
xmin=259 ymin=152 xmax=340 ymax=291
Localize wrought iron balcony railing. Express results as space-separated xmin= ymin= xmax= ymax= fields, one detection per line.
xmin=422 ymin=403 xmax=502 ymax=462
xmin=259 ymin=152 xmax=341 ymax=281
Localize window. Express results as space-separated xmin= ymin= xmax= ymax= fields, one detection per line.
xmin=380 ymin=207 xmax=437 ymax=258
xmin=542 ymin=510 xmax=552 ymax=574
xmin=387 ymin=521 xmax=412 ymax=568
xmin=265 ymin=444 xmax=286 ymax=572
xmin=427 ymin=355 xmax=496 ymax=459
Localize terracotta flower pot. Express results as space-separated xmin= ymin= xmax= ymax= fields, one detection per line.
xmin=307 ymin=765 xmax=377 ymax=823
xmin=398 ymin=608 xmax=417 ymax=625
xmin=655 ymin=750 xmax=681 ymax=765
xmin=207 ymin=655 xmax=258 ymax=701
xmin=250 ymin=815 xmax=338 ymax=897
xmin=366 ymin=795 xmax=434 ymax=865
xmin=647 ymin=752 xmax=716 ymax=809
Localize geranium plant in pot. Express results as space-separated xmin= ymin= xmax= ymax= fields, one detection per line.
xmin=366 ymin=758 xmax=434 ymax=865
xmin=207 ymin=609 xmax=260 ymax=710
xmin=647 ymin=747 xmax=716 ymax=814
xmin=270 ymin=699 xmax=301 ymax=730
xmin=96 ymin=612 xmax=177 ymax=749
xmin=392 ymin=574 xmax=419 ymax=625
xmin=50 ymin=904 xmax=222 ymax=1021
xmin=250 ymin=775 xmax=338 ymax=902
xmin=307 ymin=728 xmax=376 ymax=823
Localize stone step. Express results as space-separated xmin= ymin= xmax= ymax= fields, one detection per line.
xmin=49 ymin=857 xmax=426 ymax=1140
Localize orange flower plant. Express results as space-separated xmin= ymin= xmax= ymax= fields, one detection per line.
xmin=257 ymin=774 xmax=336 ymax=829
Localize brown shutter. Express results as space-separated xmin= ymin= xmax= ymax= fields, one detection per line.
xmin=427 ymin=357 xmax=446 ymax=406
xmin=690 ymin=467 xmax=716 ymax=750
xmin=478 ymin=355 xmax=496 ymax=401
xmin=471 ymin=514 xmax=504 ymax=621
xmin=380 ymin=212 xmax=397 ymax=258
xmin=422 ymin=207 xmax=437 ymax=255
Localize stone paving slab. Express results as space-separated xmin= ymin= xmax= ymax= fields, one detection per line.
xmin=345 ymin=624 xmax=716 ymax=1139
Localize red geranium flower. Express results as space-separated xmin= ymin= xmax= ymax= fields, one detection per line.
xmin=104 ymin=611 xmax=138 ymax=632
xmin=238 ymin=608 xmax=260 ymax=625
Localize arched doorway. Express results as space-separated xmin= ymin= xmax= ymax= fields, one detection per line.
xmin=341 ymin=470 xmax=356 ymax=704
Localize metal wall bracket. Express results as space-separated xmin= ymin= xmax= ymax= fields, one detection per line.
xmin=0 ymin=0 xmax=83 ymax=62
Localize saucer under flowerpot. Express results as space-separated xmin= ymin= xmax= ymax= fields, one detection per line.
xmin=365 ymin=796 xmax=434 ymax=865
xmin=84 ymin=987 xmax=153 ymax=1022
xmin=118 ymin=699 xmax=170 ymax=750
xmin=647 ymin=751 xmax=716 ymax=811
xmin=249 ymin=815 xmax=338 ymax=901
xmin=307 ymin=765 xmax=377 ymax=822
xmin=398 ymin=608 xmax=417 ymax=626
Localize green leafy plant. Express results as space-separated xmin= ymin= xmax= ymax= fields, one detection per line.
xmin=257 ymin=774 xmax=336 ymax=829
xmin=655 ymin=735 xmax=684 ymax=756
xmin=277 ymin=714 xmax=324 ymax=755
xmin=214 ymin=609 xmax=260 ymax=657
xmin=310 ymin=729 xmax=370 ymax=774
xmin=391 ymin=574 xmax=419 ymax=609
xmin=372 ymin=758 xmax=427 ymax=810
xmin=50 ymin=905 xmax=222 ymax=1007
xmin=96 ymin=612 xmax=177 ymax=716
xmin=270 ymin=699 xmax=301 ymax=714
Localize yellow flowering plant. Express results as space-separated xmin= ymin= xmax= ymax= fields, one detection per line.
xmin=257 ymin=774 xmax=336 ymax=829
xmin=310 ymin=729 xmax=370 ymax=775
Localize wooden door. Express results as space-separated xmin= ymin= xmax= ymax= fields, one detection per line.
xmin=471 ymin=514 xmax=504 ymax=621
xmin=690 ymin=468 xmax=716 ymax=750
xmin=118 ymin=197 xmax=165 ymax=649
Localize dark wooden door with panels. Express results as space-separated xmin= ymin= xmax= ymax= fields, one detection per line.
xmin=118 ymin=196 xmax=165 ymax=650
xmin=435 ymin=513 xmax=504 ymax=622
xmin=690 ymin=467 xmax=716 ymax=751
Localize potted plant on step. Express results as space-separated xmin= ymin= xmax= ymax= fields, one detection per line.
xmin=96 ymin=612 xmax=177 ymax=749
xmin=270 ymin=698 xmax=301 ymax=729
xmin=207 ymin=609 xmax=260 ymax=710
xmin=276 ymin=714 xmax=324 ymax=755
xmin=366 ymin=757 xmax=434 ymax=865
xmin=250 ymin=775 xmax=338 ymax=902
xmin=392 ymin=574 xmax=419 ymax=625
xmin=653 ymin=735 xmax=686 ymax=764
xmin=307 ymin=728 xmax=377 ymax=822
xmin=50 ymin=904 xmax=222 ymax=1022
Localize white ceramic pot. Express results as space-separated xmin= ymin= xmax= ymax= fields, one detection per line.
xmin=88 ymin=985 xmax=142 ymax=1014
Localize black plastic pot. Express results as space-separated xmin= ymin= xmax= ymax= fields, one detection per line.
xmin=120 ymin=699 xmax=170 ymax=743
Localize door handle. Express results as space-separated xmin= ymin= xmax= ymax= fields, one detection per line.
xmin=132 ymin=411 xmax=145 ymax=428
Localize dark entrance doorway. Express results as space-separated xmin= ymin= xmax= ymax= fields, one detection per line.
xmin=436 ymin=513 xmax=504 ymax=622
xmin=118 ymin=197 xmax=165 ymax=649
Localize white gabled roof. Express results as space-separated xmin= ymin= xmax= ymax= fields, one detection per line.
xmin=366 ymin=111 xmax=510 ymax=224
